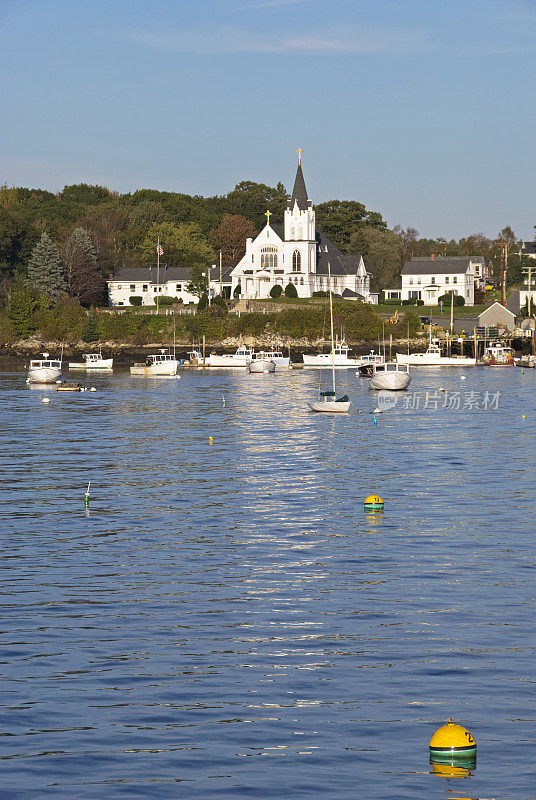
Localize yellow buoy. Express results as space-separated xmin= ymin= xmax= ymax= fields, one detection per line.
xmin=429 ymin=717 xmax=476 ymax=758
xmin=209 ymin=436 xmax=213 ymax=443
xmin=364 ymin=494 xmax=383 ymax=510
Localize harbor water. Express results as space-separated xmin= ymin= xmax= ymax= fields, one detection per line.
xmin=2 ymin=365 xmax=536 ymax=799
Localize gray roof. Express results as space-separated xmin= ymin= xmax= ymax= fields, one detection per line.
xmin=110 ymin=267 xmax=192 ymax=282
xmin=289 ymin=163 xmax=309 ymax=211
xmin=342 ymin=288 xmax=365 ymax=299
xmin=402 ymin=257 xmax=475 ymax=275
xmin=316 ymin=230 xmax=364 ymax=276
xmin=522 ymin=241 xmax=536 ymax=255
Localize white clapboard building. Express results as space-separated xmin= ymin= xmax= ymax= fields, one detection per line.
xmin=384 ymin=256 xmax=487 ymax=306
xmin=107 ymin=267 xmax=199 ymax=307
xmin=230 ymin=156 xmax=378 ymax=303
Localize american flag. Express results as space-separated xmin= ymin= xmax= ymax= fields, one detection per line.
xmin=156 ymin=244 xmax=164 ymax=256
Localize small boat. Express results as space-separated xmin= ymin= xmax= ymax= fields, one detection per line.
xmin=248 ymin=357 xmax=275 ymax=373
xmin=482 ymin=342 xmax=515 ymax=366
xmin=356 ymin=350 xmax=385 ymax=376
xmin=55 ymin=382 xmax=82 ymax=392
xmin=308 ymin=263 xmax=351 ymax=413
xmin=28 ymin=352 xmax=63 ymax=384
xmin=309 ymin=389 xmax=351 ymax=413
xmin=256 ymin=348 xmax=290 ymax=368
xmin=204 ymin=346 xmax=254 ymax=368
xmin=130 ymin=348 xmax=179 ymax=376
xmin=69 ymin=352 xmax=113 ymax=371
xmin=368 ymin=362 xmax=411 ymax=391
xmin=303 ymin=337 xmax=361 ymax=367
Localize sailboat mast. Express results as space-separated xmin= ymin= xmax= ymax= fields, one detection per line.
xmin=328 ymin=262 xmax=336 ymax=394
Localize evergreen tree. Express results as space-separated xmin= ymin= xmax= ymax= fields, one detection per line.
xmin=27 ymin=232 xmax=66 ymax=301
xmin=8 ymin=288 xmax=37 ymax=338
xmin=63 ymin=227 xmax=105 ymax=306
xmin=81 ymin=306 xmax=100 ymax=342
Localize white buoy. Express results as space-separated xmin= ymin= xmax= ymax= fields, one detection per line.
xmin=90 ymin=387 xmax=97 ymax=392
xmin=438 ymin=387 xmax=445 ymax=392
xmin=222 ymin=395 xmax=225 ymax=405
xmin=460 ymin=375 xmax=466 ymax=380
xmin=373 ymin=407 xmax=382 ymax=413
xmin=42 ymin=397 xmax=50 ymax=404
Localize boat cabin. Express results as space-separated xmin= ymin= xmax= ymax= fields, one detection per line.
xmin=30 ymin=358 xmax=61 ymax=369
xmin=146 ymin=349 xmax=176 ymax=366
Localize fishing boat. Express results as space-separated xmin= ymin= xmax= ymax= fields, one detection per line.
xmin=356 ymin=350 xmax=385 ymax=376
xmin=130 ymin=349 xmax=179 ymax=376
xmin=69 ymin=352 xmax=113 ymax=371
xmin=482 ymin=342 xmax=515 ymax=366
xmin=27 ymin=352 xmax=63 ymax=384
xmin=396 ymin=338 xmax=476 ymax=367
xmin=368 ymin=362 xmax=411 ymax=391
xmin=303 ymin=337 xmax=361 ymax=367
xmin=256 ymin=348 xmax=289 ymax=368
xmin=204 ymin=346 xmax=254 ymax=368
xmin=248 ymin=356 xmax=275 ymax=373
xmin=308 ymin=264 xmax=351 ymax=413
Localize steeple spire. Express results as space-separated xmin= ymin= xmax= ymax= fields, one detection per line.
xmin=290 ymin=154 xmax=309 ymax=212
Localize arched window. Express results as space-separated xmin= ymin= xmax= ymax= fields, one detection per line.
xmin=292 ymin=250 xmax=301 ymax=272
xmin=260 ymin=246 xmax=278 ymax=270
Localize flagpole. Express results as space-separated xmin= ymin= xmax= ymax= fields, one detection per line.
xmin=156 ymin=237 xmax=160 ymax=314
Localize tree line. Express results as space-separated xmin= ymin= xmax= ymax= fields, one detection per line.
xmin=0 ymin=178 xmax=530 ymax=318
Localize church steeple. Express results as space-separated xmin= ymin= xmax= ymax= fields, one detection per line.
xmin=289 ymin=162 xmax=309 ymax=211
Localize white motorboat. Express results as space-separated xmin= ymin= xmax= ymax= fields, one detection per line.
xmin=28 ymin=352 xmax=63 ymax=384
xmin=368 ymin=362 xmax=411 ymax=391
xmin=482 ymin=342 xmax=515 ymax=366
xmin=204 ymin=346 xmax=254 ymax=368
xmin=130 ymin=349 xmax=179 ymax=376
xmin=308 ymin=264 xmax=351 ymax=413
xmin=356 ymin=350 xmax=385 ymax=376
xmin=303 ymin=337 xmax=361 ymax=367
xmin=309 ymin=389 xmax=351 ymax=413
xmin=248 ymin=358 xmax=275 ymax=373
xmin=256 ymin=348 xmax=289 ymax=368
xmin=69 ymin=352 xmax=113 ymax=371
xmin=396 ymin=340 xmax=475 ymax=367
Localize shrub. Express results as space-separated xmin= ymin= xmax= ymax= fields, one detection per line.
xmin=129 ymin=296 xmax=143 ymax=306
xmin=416 ymin=299 xmax=424 ymax=306
xmin=211 ymin=295 xmax=228 ymax=315
xmin=284 ymin=282 xmax=298 ymax=298
xmin=439 ymin=293 xmax=465 ymax=307
xmin=158 ymin=295 xmax=174 ymax=306
xmin=474 ymin=287 xmax=485 ymax=304
xmin=197 ymin=293 xmax=209 ymax=313
xmin=270 ymin=284 xmax=282 ymax=298
xmin=312 ymin=291 xmax=329 ymax=298
xmin=233 ymin=284 xmax=241 ymax=298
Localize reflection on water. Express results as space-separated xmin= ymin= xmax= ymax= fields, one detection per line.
xmin=1 ymin=366 xmax=536 ymax=799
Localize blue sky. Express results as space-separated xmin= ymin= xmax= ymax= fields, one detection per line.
xmin=1 ymin=0 xmax=535 ymax=239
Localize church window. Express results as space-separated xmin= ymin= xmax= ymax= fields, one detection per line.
xmin=251 ymin=254 xmax=254 ymax=262
xmin=300 ymin=277 xmax=304 ymax=285
xmin=260 ymin=246 xmax=278 ymax=270
xmin=292 ymin=250 xmax=301 ymax=272
xmin=298 ymin=226 xmax=303 ymax=239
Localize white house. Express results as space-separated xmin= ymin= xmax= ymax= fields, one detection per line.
xmin=384 ymin=256 xmax=486 ymax=307
xmin=230 ymin=157 xmax=378 ymax=303
xmin=107 ymin=267 xmax=199 ymax=307
xmin=521 ymin=241 xmax=536 ymax=259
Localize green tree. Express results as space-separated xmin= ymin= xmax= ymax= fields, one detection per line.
xmin=270 ymin=284 xmax=282 ymax=298
xmin=316 ymin=200 xmax=386 ymax=252
xmin=197 ymin=292 xmax=209 ymax=312
xmin=7 ymin=287 xmax=37 ymax=337
xmin=81 ymin=307 xmax=100 ymax=341
xmin=27 ymin=232 xmax=66 ymax=301
xmin=225 ymin=181 xmax=288 ymax=228
xmin=350 ymin=227 xmax=402 ymax=291
xmin=63 ymin=227 xmax=105 ymax=306
xmin=188 ymin=264 xmax=209 ymax=298
xmin=140 ymin=222 xmax=214 ymax=270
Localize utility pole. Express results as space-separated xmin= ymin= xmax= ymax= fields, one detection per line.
xmin=219 ymin=250 xmax=222 ymax=298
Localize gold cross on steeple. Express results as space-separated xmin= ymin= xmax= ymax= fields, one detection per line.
xmin=297 ymin=146 xmax=303 ymax=165
xmin=265 ymin=209 xmax=272 ymax=226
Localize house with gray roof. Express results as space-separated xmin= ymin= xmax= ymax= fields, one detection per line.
xmin=230 ymin=157 xmax=377 ymax=302
xmin=384 ymin=255 xmax=487 ymax=307
xmin=108 ymin=266 xmax=200 ymax=307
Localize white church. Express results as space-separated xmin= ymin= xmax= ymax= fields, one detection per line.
xmin=230 ymin=155 xmax=378 ymax=303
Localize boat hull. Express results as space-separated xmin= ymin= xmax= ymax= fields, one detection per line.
xmin=28 ymin=367 xmax=62 ymax=383
xmin=396 ymin=353 xmax=476 ymax=367
xmin=130 ymin=361 xmax=179 ymax=376
xmin=369 ymin=372 xmax=411 ymax=390
xmin=69 ymin=359 xmax=113 ymax=370
xmin=248 ymin=360 xmax=275 ymax=373
xmin=303 ymin=354 xmax=361 ymax=367
xmin=308 ymin=400 xmax=351 ymax=413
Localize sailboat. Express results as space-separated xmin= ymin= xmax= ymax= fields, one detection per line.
xmin=308 ymin=263 xmax=351 ymax=413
